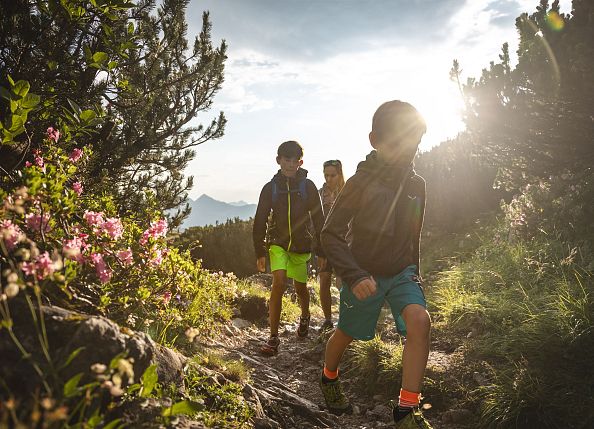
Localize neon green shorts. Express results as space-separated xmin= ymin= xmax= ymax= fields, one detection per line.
xmin=268 ymin=245 xmax=311 ymax=284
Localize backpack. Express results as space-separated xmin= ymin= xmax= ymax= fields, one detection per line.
xmin=271 ymin=177 xmax=308 ymax=205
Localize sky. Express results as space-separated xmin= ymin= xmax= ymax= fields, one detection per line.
xmin=184 ymin=0 xmax=572 ymax=204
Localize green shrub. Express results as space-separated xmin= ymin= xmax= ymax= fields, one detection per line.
xmin=432 ymin=221 xmax=594 ymax=428
xmin=348 ymin=336 xmax=404 ymax=395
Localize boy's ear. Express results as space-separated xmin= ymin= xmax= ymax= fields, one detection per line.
xmin=369 ymin=131 xmax=378 ymax=149
xmin=298 ymin=159 xmax=303 ymax=166
xmin=276 ymin=155 xmax=281 ymax=165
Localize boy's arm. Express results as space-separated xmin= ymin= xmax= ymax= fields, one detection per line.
xmin=306 ymin=180 xmax=325 ymax=258
xmin=252 ymin=183 xmax=272 ymax=259
xmin=321 ymin=177 xmax=370 ymax=288
xmin=412 ymin=178 xmax=426 ymax=276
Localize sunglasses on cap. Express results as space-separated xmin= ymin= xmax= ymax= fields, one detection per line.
xmin=323 ymin=160 xmax=342 ymax=167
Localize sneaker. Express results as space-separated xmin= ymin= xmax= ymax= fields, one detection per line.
xmin=319 ymin=374 xmax=353 ymax=415
xmin=260 ymin=336 xmax=280 ymax=356
xmin=319 ymin=319 xmax=334 ymax=333
xmin=297 ymin=314 xmax=310 ymax=338
xmin=393 ymin=407 xmax=433 ymax=429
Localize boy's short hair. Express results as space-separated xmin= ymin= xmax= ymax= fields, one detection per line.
xmin=372 ymin=100 xmax=427 ymax=147
xmin=277 ymin=140 xmax=304 ymax=159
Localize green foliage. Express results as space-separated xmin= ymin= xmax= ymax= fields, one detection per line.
xmin=454 ymin=0 xmax=594 ymax=247
xmin=0 ymin=353 xmax=149 ymax=428
xmin=0 ymin=131 xmax=247 ymax=426
xmin=0 ymin=139 xmax=235 ymax=340
xmin=348 ymin=336 xmax=404 ymax=395
xmin=178 ymin=361 xmax=254 ymax=428
xmin=1 ymin=0 xmax=227 ymax=227
xmin=432 ymin=221 xmax=594 ymax=428
xmin=0 ymin=75 xmax=41 ymax=145
xmin=194 ymin=352 xmax=251 ymax=383
xmin=416 ymin=135 xmax=508 ymax=232
xmin=176 ymin=218 xmax=257 ymax=278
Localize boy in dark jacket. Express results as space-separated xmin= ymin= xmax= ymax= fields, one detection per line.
xmin=253 ymin=140 xmax=326 ymax=355
xmin=319 ymin=101 xmax=433 ymax=429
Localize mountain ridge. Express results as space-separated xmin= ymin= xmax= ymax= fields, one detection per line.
xmin=182 ymin=194 xmax=256 ymax=229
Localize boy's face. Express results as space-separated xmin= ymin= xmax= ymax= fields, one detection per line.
xmin=276 ymin=155 xmax=303 ymax=178
xmin=369 ymin=130 xmax=423 ymax=165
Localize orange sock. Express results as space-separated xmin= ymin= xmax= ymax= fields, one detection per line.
xmin=323 ymin=366 xmax=339 ymax=380
xmin=398 ymin=388 xmax=420 ymax=408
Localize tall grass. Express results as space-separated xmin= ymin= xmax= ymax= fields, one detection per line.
xmin=347 ymin=336 xmax=404 ymax=395
xmin=431 ymin=224 xmax=594 ymax=428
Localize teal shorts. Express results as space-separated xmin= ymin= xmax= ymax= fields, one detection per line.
xmin=269 ymin=245 xmax=311 ymax=284
xmin=337 ymin=265 xmax=426 ymax=340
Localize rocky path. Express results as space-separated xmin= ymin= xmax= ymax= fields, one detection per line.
xmin=206 ymin=314 xmax=472 ymax=429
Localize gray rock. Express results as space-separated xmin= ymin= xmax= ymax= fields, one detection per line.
xmin=232 ymin=318 xmax=252 ymax=329
xmin=370 ymin=404 xmax=392 ymax=422
xmin=473 ymin=371 xmax=490 ymax=386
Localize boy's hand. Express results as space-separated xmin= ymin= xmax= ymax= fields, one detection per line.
xmin=256 ymin=257 xmax=266 ymax=273
xmin=351 ymin=277 xmax=377 ymax=300
xmin=317 ymin=257 xmax=327 ymax=271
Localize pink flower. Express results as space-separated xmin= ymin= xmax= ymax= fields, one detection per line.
xmin=25 ymin=161 xmax=32 ymax=167
xmin=46 ymin=127 xmax=60 ymax=143
xmin=25 ymin=212 xmax=51 ymax=233
xmin=83 ymin=211 xmax=105 ymax=229
xmin=62 ymin=237 xmax=85 ymax=262
xmin=35 ymin=252 xmax=55 ymax=280
xmin=69 ymin=148 xmax=83 ymax=163
xmin=72 ymin=182 xmax=83 ymax=196
xmin=116 ymin=248 xmax=133 ymax=266
xmin=151 ymin=219 xmax=168 ymax=236
xmin=139 ymin=219 xmax=168 ymax=245
xmin=21 ymin=261 xmax=36 ymax=277
xmin=90 ymin=253 xmax=112 ymax=283
xmin=34 ymin=155 xmax=45 ymax=173
xmin=1 ymin=220 xmax=25 ymax=250
xmin=148 ymin=248 xmax=164 ymax=267
xmin=162 ymin=291 xmax=172 ymax=305
xmin=102 ymin=217 xmax=123 ymax=240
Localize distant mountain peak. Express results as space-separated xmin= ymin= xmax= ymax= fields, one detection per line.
xmin=182 ymin=194 xmax=257 ymax=229
xmin=196 ymin=194 xmax=215 ymax=202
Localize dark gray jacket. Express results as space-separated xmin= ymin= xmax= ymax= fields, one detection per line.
xmin=321 ymin=151 xmax=425 ymax=288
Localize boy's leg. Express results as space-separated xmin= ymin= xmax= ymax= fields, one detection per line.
xmin=400 ymin=304 xmax=431 ymax=393
xmin=269 ymin=269 xmax=287 ymax=337
xmin=319 ymin=271 xmax=332 ymax=321
xmin=285 ymin=251 xmax=311 ymax=337
xmin=320 ymin=327 xmax=354 ymax=415
xmin=385 ymin=266 xmax=433 ymax=427
xmin=293 ymin=280 xmax=310 ymax=317
xmin=323 ymin=327 xmax=353 ymax=371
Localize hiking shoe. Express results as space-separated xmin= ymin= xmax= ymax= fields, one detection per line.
xmin=393 ymin=407 xmax=433 ymax=429
xmin=319 ymin=319 xmax=334 ymax=333
xmin=297 ymin=314 xmax=310 ymax=338
xmin=319 ymin=375 xmax=352 ymax=415
xmin=260 ymin=336 xmax=280 ymax=356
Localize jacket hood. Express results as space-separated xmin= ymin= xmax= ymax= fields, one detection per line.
xmin=356 ymin=150 xmax=415 ymax=186
xmin=272 ymin=167 xmax=308 ymax=183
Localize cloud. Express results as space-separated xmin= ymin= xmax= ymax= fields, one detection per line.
xmin=190 ymin=0 xmax=468 ymax=61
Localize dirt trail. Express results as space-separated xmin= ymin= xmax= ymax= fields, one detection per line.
xmin=207 ymin=313 xmax=469 ymax=429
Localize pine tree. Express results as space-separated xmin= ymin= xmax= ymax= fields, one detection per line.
xmin=0 ymin=0 xmax=227 ymax=226
xmin=452 ymin=0 xmax=593 ymax=243
xmin=460 ymin=0 xmax=593 ymax=190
